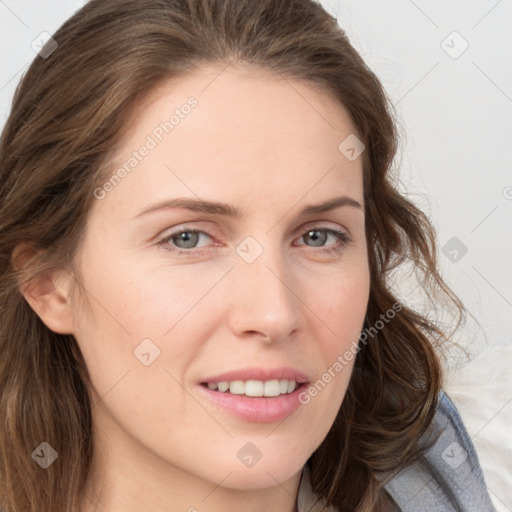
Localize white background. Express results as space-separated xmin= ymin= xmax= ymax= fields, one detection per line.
xmin=1 ymin=0 xmax=511 ymax=509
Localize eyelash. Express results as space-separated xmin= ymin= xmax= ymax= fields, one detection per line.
xmin=157 ymin=226 xmax=352 ymax=256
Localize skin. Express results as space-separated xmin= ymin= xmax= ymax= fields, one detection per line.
xmin=22 ymin=64 xmax=370 ymax=512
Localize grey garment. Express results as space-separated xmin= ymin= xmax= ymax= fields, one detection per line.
xmin=297 ymin=390 xmax=496 ymax=512
xmin=383 ymin=390 xmax=496 ymax=511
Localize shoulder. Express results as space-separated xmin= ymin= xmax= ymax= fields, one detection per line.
xmin=383 ymin=390 xmax=496 ymax=511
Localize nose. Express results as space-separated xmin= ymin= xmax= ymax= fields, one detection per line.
xmin=225 ymin=242 xmax=300 ymax=343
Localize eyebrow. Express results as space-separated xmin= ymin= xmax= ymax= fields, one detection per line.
xmin=132 ymin=195 xmax=364 ymax=219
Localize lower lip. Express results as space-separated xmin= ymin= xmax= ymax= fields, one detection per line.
xmin=197 ymin=383 xmax=308 ymax=423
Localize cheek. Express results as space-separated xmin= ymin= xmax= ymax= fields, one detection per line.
xmin=302 ymin=264 xmax=369 ymax=411
xmin=74 ymin=229 xmax=222 ymax=333
xmin=70 ymin=264 xmax=219 ymax=451
xmin=303 ymin=258 xmax=370 ymax=339
xmin=71 ymin=254 xmax=230 ymax=391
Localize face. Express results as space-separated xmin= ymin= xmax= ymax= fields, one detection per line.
xmin=70 ymin=64 xmax=369 ymax=492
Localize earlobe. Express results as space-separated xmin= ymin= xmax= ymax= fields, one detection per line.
xmin=12 ymin=244 xmax=76 ymax=335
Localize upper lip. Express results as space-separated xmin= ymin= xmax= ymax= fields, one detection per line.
xmin=200 ymin=367 xmax=309 ymax=385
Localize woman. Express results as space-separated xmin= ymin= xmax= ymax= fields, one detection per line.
xmin=0 ymin=0 xmax=495 ymax=510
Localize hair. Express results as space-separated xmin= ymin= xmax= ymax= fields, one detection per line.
xmin=0 ymin=0 xmax=469 ymax=510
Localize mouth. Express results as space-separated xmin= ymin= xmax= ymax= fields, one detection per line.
xmin=197 ymin=368 xmax=310 ymax=423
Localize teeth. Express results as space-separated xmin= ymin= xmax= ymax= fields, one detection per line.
xmin=245 ymin=380 xmax=264 ymax=397
xmin=264 ymin=380 xmax=280 ymax=397
xmin=217 ymin=381 xmax=229 ymax=392
xmin=229 ymin=380 xmax=245 ymax=395
xmin=205 ymin=379 xmax=299 ymax=397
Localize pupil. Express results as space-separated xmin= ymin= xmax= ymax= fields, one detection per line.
xmin=175 ymin=231 xmax=198 ymax=248
xmin=307 ymin=229 xmax=325 ymax=247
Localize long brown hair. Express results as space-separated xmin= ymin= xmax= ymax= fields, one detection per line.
xmin=0 ymin=1 xmax=467 ymax=510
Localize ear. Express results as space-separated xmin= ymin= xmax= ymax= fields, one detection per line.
xmin=12 ymin=243 xmax=76 ymax=335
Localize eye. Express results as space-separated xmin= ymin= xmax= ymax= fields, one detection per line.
xmin=158 ymin=229 xmax=213 ymax=254
xmin=296 ymin=227 xmax=352 ymax=254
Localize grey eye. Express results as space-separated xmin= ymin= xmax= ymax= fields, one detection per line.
xmin=172 ymin=231 xmax=201 ymax=249
xmin=303 ymin=229 xmax=328 ymax=247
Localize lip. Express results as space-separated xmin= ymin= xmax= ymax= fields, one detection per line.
xmin=197 ymin=367 xmax=310 ymax=423
xmin=197 ymin=382 xmax=308 ymax=423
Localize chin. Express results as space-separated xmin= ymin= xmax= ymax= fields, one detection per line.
xmin=218 ymin=459 xmax=306 ymax=490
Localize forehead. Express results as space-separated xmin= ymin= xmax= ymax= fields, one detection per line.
xmin=99 ymin=64 xmax=364 ymax=216
xmin=126 ymin=63 xmax=357 ymax=140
